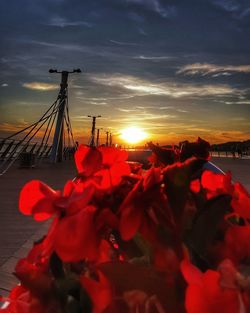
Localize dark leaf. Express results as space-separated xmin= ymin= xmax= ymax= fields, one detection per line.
xmin=98 ymin=261 xmax=180 ymax=312
xmin=163 ymin=158 xmax=205 ymax=224
xmin=185 ymin=195 xmax=232 ymax=268
xmin=50 ymin=252 xmax=65 ymax=279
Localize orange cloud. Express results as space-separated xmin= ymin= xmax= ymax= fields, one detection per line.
xmin=22 ymin=82 xmax=58 ymax=91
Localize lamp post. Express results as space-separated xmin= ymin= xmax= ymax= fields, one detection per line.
xmin=88 ymin=115 xmax=101 ymax=147
xmin=105 ymin=131 xmax=109 ymax=147
xmin=96 ymin=128 xmax=103 ymax=147
xmin=109 ymin=132 xmax=112 ymax=147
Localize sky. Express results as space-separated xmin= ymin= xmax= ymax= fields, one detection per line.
xmin=0 ymin=0 xmax=250 ymax=145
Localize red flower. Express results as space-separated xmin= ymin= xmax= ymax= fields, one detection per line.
xmin=0 ymin=285 xmax=31 ymax=313
xmin=181 ymin=260 xmax=241 ymax=313
xmin=53 ymin=205 xmax=99 ymax=261
xmin=119 ymin=168 xmax=167 ymax=241
xmin=19 ymin=180 xmax=60 ymax=221
xmin=223 ymin=226 xmax=250 ymax=264
xmin=14 ymin=258 xmax=51 ymax=297
xmin=74 ymin=145 xmax=102 ymax=176
xmin=53 ymin=205 xmax=118 ymax=262
xmin=96 ymin=147 xmax=131 ymax=189
xmin=19 ymin=179 xmax=95 ymax=221
xmin=0 ymin=284 xmax=58 ymax=313
xmin=201 ymin=170 xmax=234 ymax=199
xmin=75 ymin=145 xmax=130 ymax=189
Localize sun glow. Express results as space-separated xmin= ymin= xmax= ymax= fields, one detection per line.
xmin=120 ymin=127 xmax=148 ymax=144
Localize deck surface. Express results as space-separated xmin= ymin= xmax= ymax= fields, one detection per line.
xmin=0 ymin=156 xmax=249 ymax=299
xmin=0 ymin=159 xmax=76 ymax=298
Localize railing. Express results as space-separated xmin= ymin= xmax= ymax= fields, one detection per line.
xmin=0 ymin=138 xmax=51 ymax=160
xmin=210 ymin=150 xmax=250 ymax=158
xmin=0 ymin=138 xmax=54 ymax=175
xmin=0 ymin=139 xmax=76 ymax=176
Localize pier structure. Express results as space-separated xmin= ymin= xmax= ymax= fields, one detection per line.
xmin=0 ymin=69 xmax=81 ymax=175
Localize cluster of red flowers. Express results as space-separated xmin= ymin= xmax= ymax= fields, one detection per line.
xmin=1 ymin=141 xmax=250 ymax=313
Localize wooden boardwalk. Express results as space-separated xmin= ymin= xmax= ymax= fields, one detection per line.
xmin=0 ymin=157 xmax=249 ymax=300
xmin=0 ymin=159 xmax=76 ymax=298
xmin=211 ymin=157 xmax=250 ymax=193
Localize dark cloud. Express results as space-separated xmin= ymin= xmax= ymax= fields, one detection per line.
xmin=0 ymin=0 xmax=250 ymax=143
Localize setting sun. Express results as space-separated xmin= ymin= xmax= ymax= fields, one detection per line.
xmin=120 ymin=127 xmax=148 ymax=144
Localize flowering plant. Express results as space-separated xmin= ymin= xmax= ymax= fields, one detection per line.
xmin=1 ymin=138 xmax=250 ymax=313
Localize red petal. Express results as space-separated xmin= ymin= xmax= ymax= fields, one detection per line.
xmin=224 ymin=226 xmax=250 ymax=263
xmin=190 ymin=179 xmax=200 ymax=193
xmin=143 ymin=167 xmax=162 ymax=191
xmin=201 ymin=171 xmax=233 ymax=199
xmin=97 ymin=240 xmax=112 ymax=264
xmin=109 ymin=162 xmax=131 ymax=186
xmin=55 ymin=181 xmax=95 ymax=215
xmin=185 ymin=284 xmax=210 ymax=313
xmin=54 ymin=206 xmax=99 ymax=262
xmin=98 ymin=147 xmax=128 ymax=165
xmin=119 ymin=205 xmax=142 ymax=240
xmin=14 ymin=258 xmax=51 ymax=295
xmin=19 ymin=180 xmax=59 ymax=220
xmin=63 ymin=180 xmax=75 ymax=197
xmin=95 ymin=162 xmax=130 ymax=189
xmin=96 ymin=208 xmax=119 ymax=231
xmin=218 ymin=259 xmax=237 ymax=289
xmin=80 ymin=271 xmax=111 ymax=313
xmin=75 ymin=145 xmax=102 ymax=176
xmin=181 ymin=260 xmax=203 ymax=286
xmin=184 ymin=267 xmax=240 ymax=313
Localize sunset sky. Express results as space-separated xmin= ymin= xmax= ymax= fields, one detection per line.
xmin=0 ymin=0 xmax=250 ymax=145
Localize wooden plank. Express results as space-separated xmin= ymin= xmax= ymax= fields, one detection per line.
xmin=0 ymin=257 xmax=19 ymax=275
xmin=0 ymin=270 xmax=18 ymax=291
xmin=0 ymin=161 xmax=76 ymax=291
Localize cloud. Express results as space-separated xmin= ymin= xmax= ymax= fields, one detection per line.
xmin=109 ymin=40 xmax=139 ymax=46
xmin=22 ymin=82 xmax=58 ymax=91
xmin=89 ymin=101 xmax=109 ymax=107
xmin=117 ymin=108 xmax=139 ymax=112
xmin=47 ymin=17 xmax=93 ymax=28
xmin=89 ymin=74 xmax=239 ymax=98
xmin=213 ymin=0 xmax=240 ymax=13
xmin=177 ymin=63 xmax=250 ymax=76
xmin=133 ymin=55 xmax=174 ymax=60
xmin=26 ymin=40 xmax=123 ymax=59
xmin=126 ymin=0 xmax=177 ymax=19
xmin=0 ymin=120 xmax=30 ymax=133
xmin=224 ymin=100 xmax=250 ymax=105
xmin=1 ymin=83 xmax=8 ymax=87
xmin=212 ymin=0 xmax=250 ymax=19
xmin=111 ymin=112 xmax=177 ymax=123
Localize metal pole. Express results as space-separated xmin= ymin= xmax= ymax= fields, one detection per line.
xmin=96 ymin=128 xmax=102 ymax=147
xmin=50 ymin=68 xmax=81 ymax=162
xmin=88 ymin=115 xmax=101 ymax=147
xmin=105 ymin=131 xmax=109 ymax=146
xmin=50 ymin=71 xmax=68 ymax=162
xmin=109 ymin=132 xmax=112 ymax=147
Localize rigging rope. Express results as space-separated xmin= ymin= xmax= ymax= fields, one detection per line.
xmin=0 ymin=106 xmax=60 ymax=171
xmin=4 ymin=98 xmax=59 ymax=140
